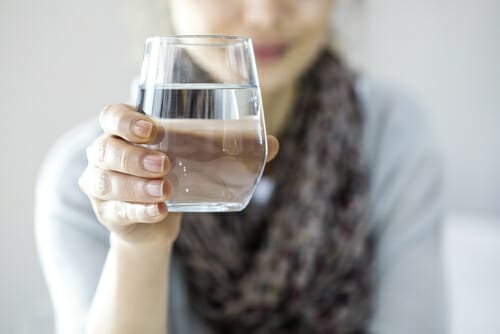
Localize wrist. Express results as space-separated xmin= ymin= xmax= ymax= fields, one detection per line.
xmin=110 ymin=232 xmax=174 ymax=255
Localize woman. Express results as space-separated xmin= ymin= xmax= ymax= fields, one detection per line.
xmin=35 ymin=0 xmax=446 ymax=333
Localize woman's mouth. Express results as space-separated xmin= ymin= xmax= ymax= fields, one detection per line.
xmin=253 ymin=42 xmax=289 ymax=64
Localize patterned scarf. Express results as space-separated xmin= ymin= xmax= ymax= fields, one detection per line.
xmin=175 ymin=50 xmax=374 ymax=333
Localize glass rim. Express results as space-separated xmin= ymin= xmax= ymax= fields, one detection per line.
xmin=145 ymin=35 xmax=252 ymax=47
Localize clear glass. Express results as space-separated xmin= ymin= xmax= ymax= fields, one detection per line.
xmin=136 ymin=35 xmax=267 ymax=212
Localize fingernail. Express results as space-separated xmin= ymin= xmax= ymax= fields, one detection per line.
xmin=146 ymin=204 xmax=159 ymax=217
xmin=133 ymin=120 xmax=153 ymax=138
xmin=143 ymin=155 xmax=165 ymax=173
xmin=146 ymin=180 xmax=163 ymax=197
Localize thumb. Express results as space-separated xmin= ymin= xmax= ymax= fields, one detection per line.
xmin=266 ymin=135 xmax=279 ymax=162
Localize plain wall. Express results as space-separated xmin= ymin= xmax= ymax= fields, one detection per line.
xmin=0 ymin=0 xmax=135 ymax=332
xmin=361 ymin=0 xmax=500 ymax=216
xmin=0 ymin=0 xmax=498 ymax=332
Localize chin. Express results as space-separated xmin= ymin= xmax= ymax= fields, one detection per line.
xmin=258 ymin=70 xmax=288 ymax=94
xmin=257 ymin=56 xmax=299 ymax=94
xmin=257 ymin=49 xmax=321 ymax=94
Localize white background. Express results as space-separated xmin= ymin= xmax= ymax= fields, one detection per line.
xmin=0 ymin=0 xmax=498 ymax=332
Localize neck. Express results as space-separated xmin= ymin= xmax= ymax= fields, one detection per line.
xmin=262 ymin=82 xmax=297 ymax=137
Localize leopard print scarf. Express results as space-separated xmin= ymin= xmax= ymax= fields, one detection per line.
xmin=175 ymin=50 xmax=374 ymax=333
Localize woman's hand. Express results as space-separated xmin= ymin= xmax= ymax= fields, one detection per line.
xmin=79 ymin=104 xmax=279 ymax=248
xmin=79 ymin=104 xmax=181 ymax=248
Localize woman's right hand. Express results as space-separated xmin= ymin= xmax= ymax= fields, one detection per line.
xmin=79 ymin=104 xmax=181 ymax=248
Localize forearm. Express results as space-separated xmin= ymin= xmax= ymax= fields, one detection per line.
xmin=86 ymin=236 xmax=172 ymax=334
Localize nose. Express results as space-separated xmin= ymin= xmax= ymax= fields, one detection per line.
xmin=242 ymin=0 xmax=284 ymax=30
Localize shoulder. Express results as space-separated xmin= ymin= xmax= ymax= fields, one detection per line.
xmin=354 ymin=76 xmax=444 ymax=233
xmin=45 ymin=117 xmax=101 ymax=160
xmin=37 ymin=118 xmax=100 ymax=193
xmin=35 ymin=118 xmax=103 ymax=235
xmin=354 ymin=75 xmax=441 ymax=167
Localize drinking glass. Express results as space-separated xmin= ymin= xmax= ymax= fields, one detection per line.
xmin=136 ymin=35 xmax=268 ymax=212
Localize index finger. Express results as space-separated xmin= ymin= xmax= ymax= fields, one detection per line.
xmin=99 ymin=104 xmax=157 ymax=144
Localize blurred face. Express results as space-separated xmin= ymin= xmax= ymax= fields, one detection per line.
xmin=169 ymin=0 xmax=334 ymax=94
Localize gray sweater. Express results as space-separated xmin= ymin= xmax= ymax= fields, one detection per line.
xmin=35 ymin=77 xmax=446 ymax=333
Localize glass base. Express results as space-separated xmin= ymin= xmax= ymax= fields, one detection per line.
xmin=167 ymin=202 xmax=246 ymax=212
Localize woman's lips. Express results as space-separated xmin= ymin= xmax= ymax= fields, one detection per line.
xmin=253 ymin=42 xmax=289 ymax=63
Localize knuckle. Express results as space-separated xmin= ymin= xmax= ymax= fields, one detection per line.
xmin=119 ymin=147 xmax=131 ymax=171
xmin=117 ymin=202 xmax=160 ymax=224
xmin=115 ymin=201 xmax=128 ymax=222
xmin=99 ymin=105 xmax=113 ymax=128
xmin=133 ymin=203 xmax=148 ymax=222
xmin=118 ymin=109 xmax=134 ymax=134
xmin=130 ymin=203 xmax=150 ymax=222
xmin=96 ymin=137 xmax=108 ymax=162
xmin=100 ymin=105 xmax=125 ymax=134
xmin=111 ymin=174 xmax=155 ymax=203
xmin=142 ymin=203 xmax=165 ymax=223
xmin=99 ymin=104 xmax=111 ymax=118
xmin=127 ymin=203 xmax=140 ymax=222
xmin=123 ymin=176 xmax=141 ymax=200
xmin=95 ymin=169 xmax=112 ymax=198
xmin=88 ymin=136 xmax=108 ymax=165
xmin=101 ymin=104 xmax=152 ymax=142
